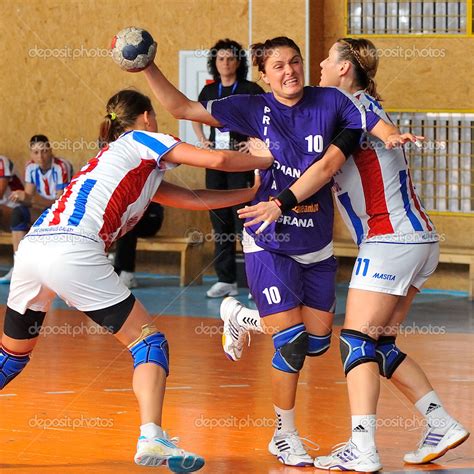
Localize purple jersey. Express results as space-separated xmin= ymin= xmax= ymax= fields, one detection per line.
xmin=204 ymin=86 xmax=380 ymax=254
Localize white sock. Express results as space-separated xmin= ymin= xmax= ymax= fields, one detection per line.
xmin=351 ymin=415 xmax=376 ymax=451
xmin=274 ymin=405 xmax=296 ymax=434
xmin=236 ymin=306 xmax=263 ymax=333
xmin=140 ymin=422 xmax=164 ymax=439
xmin=415 ymin=390 xmax=455 ymax=433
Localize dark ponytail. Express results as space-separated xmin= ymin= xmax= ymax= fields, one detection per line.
xmin=98 ymin=90 xmax=153 ymax=147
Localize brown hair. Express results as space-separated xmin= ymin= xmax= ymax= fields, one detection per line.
xmin=336 ymin=38 xmax=381 ymax=100
xmin=250 ymin=36 xmax=302 ymax=73
xmin=98 ymin=89 xmax=153 ymax=147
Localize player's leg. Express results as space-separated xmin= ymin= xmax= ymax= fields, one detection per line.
xmin=242 ymin=251 xmax=312 ymax=466
xmin=301 ymin=256 xmax=337 ymax=358
xmin=1 ymin=307 xmax=46 ymax=390
xmin=380 ymin=280 xmax=469 ymax=461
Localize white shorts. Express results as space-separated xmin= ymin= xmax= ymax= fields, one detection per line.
xmin=349 ymin=241 xmax=440 ymax=296
xmin=7 ymin=236 xmax=130 ymax=314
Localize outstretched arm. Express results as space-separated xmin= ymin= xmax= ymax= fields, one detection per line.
xmin=144 ymin=63 xmax=221 ymax=127
xmin=153 ymin=172 xmax=261 ymax=210
xmin=164 ymin=142 xmax=273 ymax=171
xmin=370 ymin=119 xmax=423 ymax=149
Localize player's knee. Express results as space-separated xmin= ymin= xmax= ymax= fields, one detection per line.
xmin=84 ymin=294 xmax=135 ymax=334
xmin=307 ymin=331 xmax=332 ymax=357
xmin=375 ymin=335 xmax=407 ymax=379
xmin=10 ymin=205 xmax=31 ymax=232
xmin=340 ymin=329 xmax=378 ymax=376
xmin=4 ymin=306 xmax=46 ymax=339
xmin=0 ymin=345 xmax=31 ymax=389
xmin=272 ymin=323 xmax=308 ymax=373
xmin=128 ymin=325 xmax=169 ymax=376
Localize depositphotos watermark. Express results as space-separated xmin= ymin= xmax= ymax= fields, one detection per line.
xmin=29 ymin=414 xmax=114 ymax=430
xmin=28 ymin=45 xmax=111 ymax=60
xmin=29 ymin=321 xmax=113 ymax=338
xmin=360 ymin=322 xmax=447 ymax=338
xmin=376 ymin=46 xmax=446 ymax=60
xmin=194 ymin=414 xmax=276 ymax=430
xmin=358 ymin=415 xmax=450 ymax=431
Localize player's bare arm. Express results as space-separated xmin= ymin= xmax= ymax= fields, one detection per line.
xmin=144 ymin=63 xmax=221 ymax=127
xmin=153 ymin=172 xmax=260 ymax=210
xmin=163 ymin=142 xmax=273 ymax=171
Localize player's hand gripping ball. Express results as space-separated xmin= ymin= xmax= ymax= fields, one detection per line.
xmin=111 ymin=27 xmax=157 ymax=72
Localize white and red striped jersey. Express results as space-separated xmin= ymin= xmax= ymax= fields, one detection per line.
xmin=333 ymin=91 xmax=436 ymax=245
xmin=25 ymin=156 xmax=73 ymax=200
xmin=28 ymin=131 xmax=179 ymax=248
xmin=0 ymin=155 xmax=25 ymax=208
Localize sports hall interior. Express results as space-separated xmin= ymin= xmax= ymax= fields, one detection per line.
xmin=0 ymin=1 xmax=472 ymax=473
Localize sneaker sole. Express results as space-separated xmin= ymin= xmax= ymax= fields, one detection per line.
xmin=221 ymin=333 xmax=238 ymax=361
xmin=168 ymin=455 xmax=205 ymax=473
xmin=404 ymin=432 xmax=470 ymax=465
xmin=314 ymin=460 xmax=382 ymax=472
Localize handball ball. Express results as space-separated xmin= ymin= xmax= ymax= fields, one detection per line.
xmin=111 ymin=27 xmax=156 ymax=72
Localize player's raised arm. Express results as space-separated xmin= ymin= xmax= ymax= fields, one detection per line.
xmin=163 ymin=142 xmax=273 ymax=172
xmin=143 ymin=63 xmax=221 ymax=127
xmin=153 ymin=172 xmax=261 ymax=210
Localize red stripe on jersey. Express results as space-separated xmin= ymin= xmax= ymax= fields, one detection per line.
xmin=353 ymin=147 xmax=394 ymax=238
xmin=99 ymin=159 xmax=156 ymax=247
xmin=54 ymin=158 xmax=68 ymax=183
xmin=0 ymin=159 xmax=5 ymax=177
xmin=48 ymin=157 xmax=100 ymax=226
xmin=407 ymin=168 xmax=433 ymax=231
xmin=43 ymin=177 xmax=51 ymax=197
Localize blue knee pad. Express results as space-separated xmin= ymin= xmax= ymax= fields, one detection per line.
xmin=340 ymin=329 xmax=377 ymax=376
xmin=0 ymin=346 xmax=30 ymax=389
xmin=307 ymin=331 xmax=332 ymax=357
xmin=375 ymin=336 xmax=407 ymax=379
xmin=129 ymin=332 xmax=169 ymax=376
xmin=272 ymin=323 xmax=308 ymax=374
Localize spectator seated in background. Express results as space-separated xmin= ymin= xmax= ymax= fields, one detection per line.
xmin=0 ymin=135 xmax=73 ymax=283
xmin=112 ymin=202 xmax=164 ymax=289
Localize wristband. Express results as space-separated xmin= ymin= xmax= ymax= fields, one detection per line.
xmin=272 ymin=188 xmax=298 ymax=212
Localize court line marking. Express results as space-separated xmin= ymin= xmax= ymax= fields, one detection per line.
xmin=219 ymin=384 xmax=250 ymax=388
xmin=44 ymin=391 xmax=75 ymax=394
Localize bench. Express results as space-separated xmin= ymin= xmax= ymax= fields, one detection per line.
xmin=333 ymin=240 xmax=474 ymax=300
xmin=0 ymin=232 xmax=204 ymax=287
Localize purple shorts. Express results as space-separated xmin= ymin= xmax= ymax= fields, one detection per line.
xmin=244 ymin=250 xmax=337 ymax=317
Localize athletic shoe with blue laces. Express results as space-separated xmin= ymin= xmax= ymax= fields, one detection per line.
xmin=134 ymin=433 xmax=205 ymax=472
xmin=314 ymin=439 xmax=382 ymax=472
xmin=403 ymin=422 xmax=469 ymax=464
xmin=268 ymin=429 xmax=316 ymax=466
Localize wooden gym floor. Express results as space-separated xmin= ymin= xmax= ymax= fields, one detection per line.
xmin=0 ymin=277 xmax=472 ymax=473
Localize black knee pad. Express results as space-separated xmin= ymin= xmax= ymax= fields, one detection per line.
xmin=4 ymin=306 xmax=46 ymax=339
xmin=375 ymin=335 xmax=407 ymax=379
xmin=340 ymin=329 xmax=378 ymax=376
xmin=272 ymin=323 xmax=308 ymax=373
xmin=10 ymin=205 xmax=31 ymax=232
xmin=84 ymin=294 xmax=136 ymax=334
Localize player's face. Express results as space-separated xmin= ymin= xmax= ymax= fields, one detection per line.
xmin=30 ymin=143 xmax=53 ymax=170
xmin=261 ymin=47 xmax=304 ymax=106
xmin=319 ymin=43 xmax=343 ymax=87
xmin=215 ymin=49 xmax=240 ymax=79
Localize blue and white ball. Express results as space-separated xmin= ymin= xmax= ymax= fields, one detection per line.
xmin=111 ymin=27 xmax=156 ymax=72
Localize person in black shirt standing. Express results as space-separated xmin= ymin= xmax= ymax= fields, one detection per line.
xmin=193 ymin=39 xmax=264 ymax=298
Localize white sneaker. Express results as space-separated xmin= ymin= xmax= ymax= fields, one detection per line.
xmin=220 ymin=297 xmax=250 ymax=361
xmin=404 ymin=422 xmax=470 ymax=464
xmin=119 ymin=270 xmax=138 ymax=289
xmin=134 ymin=434 xmax=205 ymax=472
xmin=268 ymin=430 xmax=315 ymax=467
xmin=314 ymin=439 xmax=382 ymax=472
xmin=0 ymin=267 xmax=13 ymax=284
xmin=206 ymin=281 xmax=238 ymax=298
